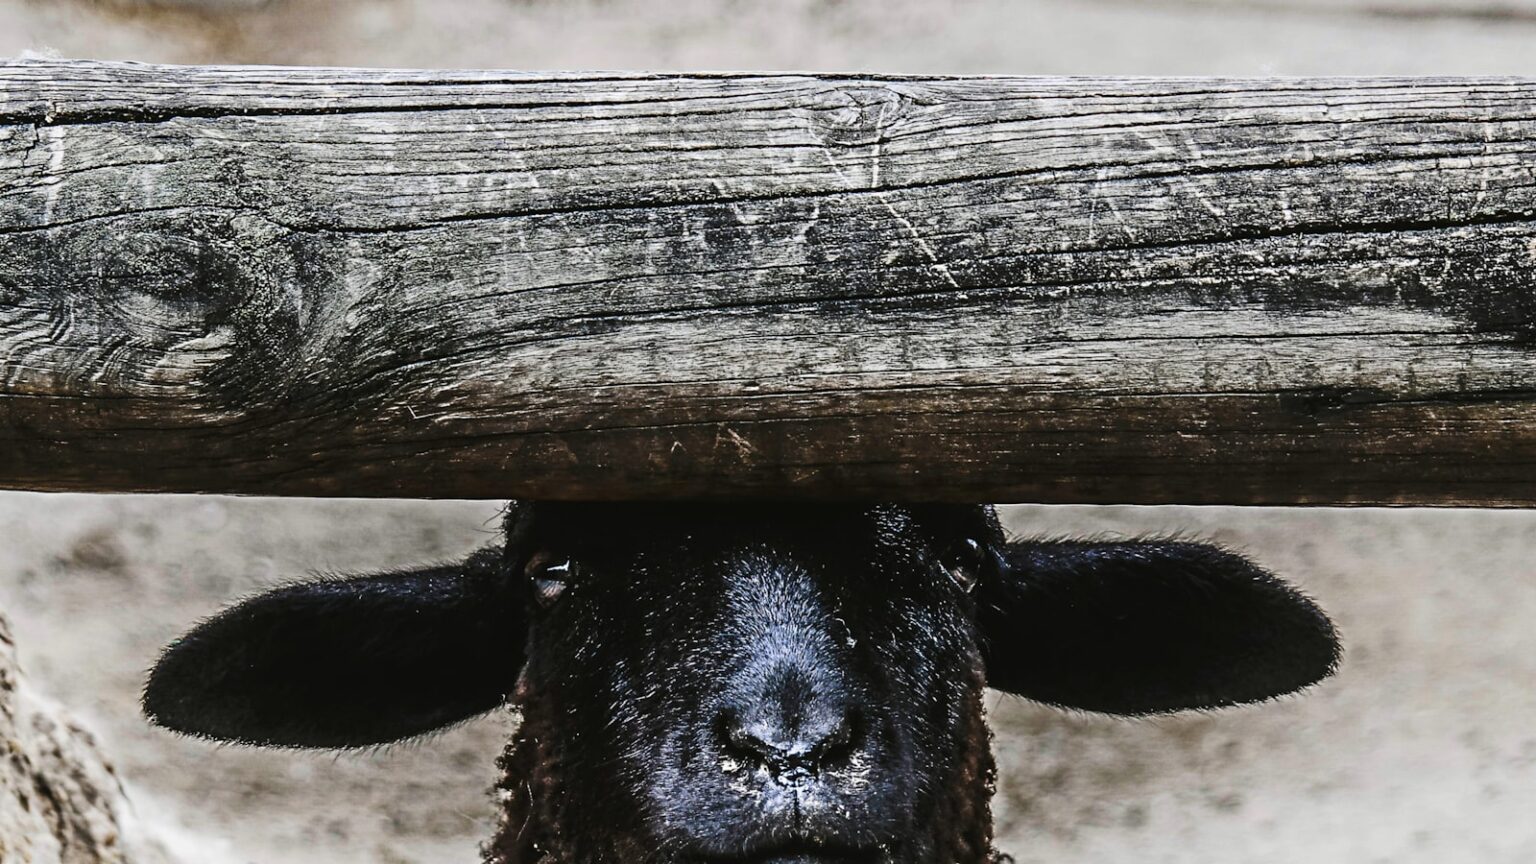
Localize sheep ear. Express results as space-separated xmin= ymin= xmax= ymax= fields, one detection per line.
xmin=143 ymin=548 xmax=523 ymax=748
xmin=976 ymin=540 xmax=1340 ymax=715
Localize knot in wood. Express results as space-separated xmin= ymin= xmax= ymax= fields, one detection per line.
xmin=2 ymin=211 xmax=309 ymax=400
xmin=803 ymin=84 xmax=909 ymax=148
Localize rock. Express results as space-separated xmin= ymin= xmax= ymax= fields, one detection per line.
xmin=0 ymin=613 xmax=168 ymax=864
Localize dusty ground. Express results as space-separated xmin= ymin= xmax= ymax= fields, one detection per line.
xmin=4 ymin=0 xmax=1536 ymax=861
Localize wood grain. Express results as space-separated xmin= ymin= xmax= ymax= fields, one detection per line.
xmin=3 ymin=60 xmax=1536 ymax=503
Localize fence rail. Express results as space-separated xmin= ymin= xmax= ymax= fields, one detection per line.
xmin=3 ymin=61 xmax=1536 ymax=503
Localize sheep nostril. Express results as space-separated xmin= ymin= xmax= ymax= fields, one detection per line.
xmin=716 ymin=709 xmax=861 ymax=782
xmin=718 ymin=715 xmax=775 ymax=767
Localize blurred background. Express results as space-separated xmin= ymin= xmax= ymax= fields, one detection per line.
xmin=4 ymin=1 xmax=1536 ymax=862
xmin=7 ymin=0 xmax=1536 ymax=74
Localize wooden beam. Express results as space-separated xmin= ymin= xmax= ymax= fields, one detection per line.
xmin=3 ymin=60 xmax=1536 ymax=504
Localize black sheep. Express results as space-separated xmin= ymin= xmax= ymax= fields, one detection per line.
xmin=143 ymin=502 xmax=1340 ymax=863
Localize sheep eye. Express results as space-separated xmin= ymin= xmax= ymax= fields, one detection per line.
xmin=526 ymin=553 xmax=582 ymax=608
xmin=942 ymin=538 xmax=985 ymax=594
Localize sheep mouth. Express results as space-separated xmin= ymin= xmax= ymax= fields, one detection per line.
xmin=698 ymin=843 xmax=881 ymax=864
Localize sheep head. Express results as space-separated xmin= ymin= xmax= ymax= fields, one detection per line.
xmin=143 ymin=503 xmax=1339 ymax=864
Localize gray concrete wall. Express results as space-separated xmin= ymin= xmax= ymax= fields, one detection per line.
xmin=4 ymin=1 xmax=1536 ymax=861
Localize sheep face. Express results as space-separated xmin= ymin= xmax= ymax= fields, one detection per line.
xmin=504 ymin=502 xmax=1000 ymax=863
xmin=143 ymin=502 xmax=1340 ymax=864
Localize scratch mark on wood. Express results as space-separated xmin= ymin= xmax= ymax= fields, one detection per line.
xmin=874 ymin=190 xmax=962 ymax=289
xmin=41 ymin=126 xmax=65 ymax=225
xmin=716 ymin=426 xmax=756 ymax=458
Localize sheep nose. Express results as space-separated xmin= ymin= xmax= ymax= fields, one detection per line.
xmin=718 ymin=707 xmax=857 ymax=783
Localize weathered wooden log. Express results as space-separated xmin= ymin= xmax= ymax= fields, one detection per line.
xmin=3 ymin=60 xmax=1536 ymax=504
